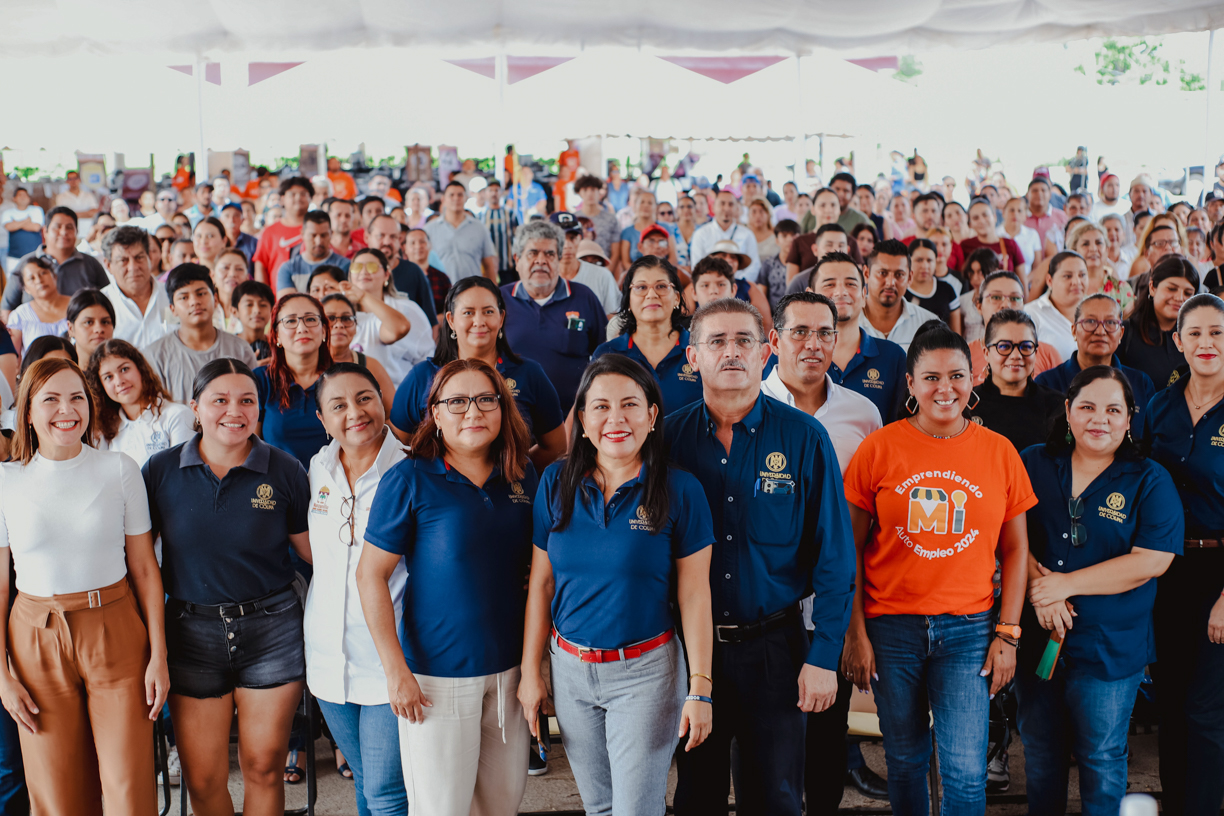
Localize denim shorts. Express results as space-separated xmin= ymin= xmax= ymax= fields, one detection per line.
xmin=166 ymin=586 xmax=306 ymax=699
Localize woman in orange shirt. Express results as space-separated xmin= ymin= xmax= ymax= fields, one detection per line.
xmin=842 ymin=322 xmax=1034 ymax=815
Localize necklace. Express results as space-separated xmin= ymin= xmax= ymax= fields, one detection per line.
xmin=1187 ymin=382 xmax=1224 ymax=411
xmin=912 ymin=415 xmax=969 ymax=439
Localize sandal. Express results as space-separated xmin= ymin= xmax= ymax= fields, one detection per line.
xmin=284 ymin=750 xmax=304 ymax=785
xmin=337 ymin=762 xmax=353 ymax=780
xmin=333 ymin=745 xmax=353 ymax=780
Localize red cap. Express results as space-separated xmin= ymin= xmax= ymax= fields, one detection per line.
xmin=638 ymin=224 xmax=670 ymax=243
xmin=1099 ymin=173 xmax=1119 ymax=186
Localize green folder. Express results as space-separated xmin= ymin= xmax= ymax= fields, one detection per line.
xmin=1035 ymin=630 xmax=1064 ymax=680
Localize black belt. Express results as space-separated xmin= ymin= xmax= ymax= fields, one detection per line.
xmin=715 ymin=605 xmax=800 ymax=644
xmin=171 ymin=585 xmax=297 ymax=618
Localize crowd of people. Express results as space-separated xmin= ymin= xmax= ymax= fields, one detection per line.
xmin=0 ymin=151 xmax=1220 ymax=816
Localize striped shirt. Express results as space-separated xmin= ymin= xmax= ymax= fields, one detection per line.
xmin=480 ymin=206 xmax=519 ymax=271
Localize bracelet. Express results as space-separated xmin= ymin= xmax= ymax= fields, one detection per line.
xmin=689 ymin=673 xmax=713 ymax=685
xmin=686 ymin=695 xmax=713 ymax=705
xmin=994 ymin=633 xmax=1019 ymax=648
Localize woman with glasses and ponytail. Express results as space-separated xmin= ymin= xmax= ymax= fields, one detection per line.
xmin=1018 ymin=365 xmax=1181 ymax=816
xmin=967 ymin=310 xmax=1065 ymax=452
xmin=305 ymin=363 xmax=407 ymax=816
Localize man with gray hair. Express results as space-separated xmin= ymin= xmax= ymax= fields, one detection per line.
xmin=100 ymin=225 xmax=173 ymax=347
xmin=665 ymin=296 xmax=856 ymax=816
xmin=500 ymin=220 xmax=607 ymax=412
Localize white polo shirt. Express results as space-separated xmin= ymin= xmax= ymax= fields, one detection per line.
xmin=760 ymin=369 xmax=882 ymax=477
xmin=1025 ymin=292 xmax=1077 ymax=362
xmin=859 ymin=299 xmax=941 ymax=352
xmin=304 ymin=429 xmax=408 ymax=706
xmin=102 ymin=280 xmax=173 ymax=349
xmin=688 ymin=220 xmax=761 ymax=281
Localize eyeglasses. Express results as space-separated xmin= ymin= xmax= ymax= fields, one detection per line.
xmin=630 ymin=283 xmax=675 ymax=296
xmin=983 ymin=294 xmax=1024 ymax=306
xmin=700 ymin=337 xmax=760 ymax=352
xmin=658 ymin=209 xmax=674 ymax=217
xmin=1149 ymin=239 xmax=1179 ymax=251
xmin=327 ymin=314 xmax=356 ymax=327
xmin=986 ymin=339 xmax=1037 ymax=357
xmin=436 ymin=393 xmax=501 ymax=413
xmin=339 ymin=495 xmax=356 ymax=547
xmin=785 ymin=327 xmax=838 ymax=344
xmin=277 ymin=314 xmax=322 ymax=329
xmin=1068 ymin=496 xmax=1087 ymax=547
xmin=1075 ymin=318 xmax=1122 ymax=334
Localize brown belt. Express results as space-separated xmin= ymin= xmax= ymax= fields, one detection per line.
xmin=1184 ymin=539 xmax=1224 ymax=549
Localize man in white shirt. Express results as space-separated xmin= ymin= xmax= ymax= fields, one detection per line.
xmin=860 ymin=239 xmax=940 ymax=351
xmin=689 ymin=190 xmax=760 ymax=280
xmin=422 ymin=181 xmax=498 ymax=282
xmin=55 ymin=171 xmax=100 ymax=234
xmin=129 ymin=188 xmax=179 ymax=234
xmin=99 ymin=226 xmax=173 ymax=348
xmin=760 ymin=289 xmax=889 ymax=808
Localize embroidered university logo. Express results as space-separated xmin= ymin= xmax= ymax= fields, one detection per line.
xmin=1100 ymin=491 xmax=1128 ymax=523
xmin=252 ymin=484 xmax=277 ymax=510
xmin=766 ymin=452 xmax=787 ymax=473
xmin=508 ymin=481 xmax=531 ymax=504
xmin=505 ymin=378 xmax=517 ymax=390
xmin=678 ymin=363 xmax=698 ymax=382
xmin=1106 ymin=492 xmax=1125 ymax=511
xmin=630 ymin=504 xmax=653 ymax=532
xmin=867 ymin=369 xmax=880 ymax=381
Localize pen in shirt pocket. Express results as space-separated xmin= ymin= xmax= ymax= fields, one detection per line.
xmin=753 ymin=478 xmax=760 ymax=498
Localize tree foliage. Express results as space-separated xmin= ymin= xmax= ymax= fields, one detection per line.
xmin=1076 ymin=37 xmax=1204 ymax=91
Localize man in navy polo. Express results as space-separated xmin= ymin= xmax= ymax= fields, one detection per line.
xmin=806 ymin=252 xmax=908 ymax=422
xmin=501 ymin=221 xmax=607 ymax=413
xmin=666 ymin=297 xmax=856 ymax=816
xmin=1036 ymin=293 xmax=1155 ymax=410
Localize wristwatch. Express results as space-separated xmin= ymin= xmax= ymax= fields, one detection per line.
xmin=996 ymin=623 xmax=1022 ymax=639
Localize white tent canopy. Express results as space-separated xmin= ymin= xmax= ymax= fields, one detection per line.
xmin=4 ymin=0 xmax=1224 ymax=57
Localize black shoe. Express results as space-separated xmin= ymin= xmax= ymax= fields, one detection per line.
xmin=986 ymin=748 xmax=1010 ymax=794
xmin=846 ymin=765 xmax=889 ymax=799
xmin=528 ymin=748 xmax=548 ymax=776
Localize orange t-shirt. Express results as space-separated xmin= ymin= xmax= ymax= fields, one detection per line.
xmin=328 ymin=171 xmax=357 ymax=201
xmin=843 ymin=420 xmax=1037 ymax=618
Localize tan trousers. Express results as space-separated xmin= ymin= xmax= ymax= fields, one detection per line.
xmin=9 ymin=577 xmax=156 ymax=816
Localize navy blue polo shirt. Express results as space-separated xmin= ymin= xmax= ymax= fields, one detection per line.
xmin=501 ymin=278 xmax=609 ymax=414
xmin=1143 ymin=375 xmax=1224 ymax=537
xmin=663 ymin=393 xmax=856 ymax=670
xmin=143 ymin=435 xmax=310 ymax=605
xmin=390 ymin=356 xmax=563 ymax=437
xmin=1034 ymin=354 xmax=1155 ymax=414
xmin=254 ymin=366 xmax=328 ymax=468
xmin=591 ymin=329 xmax=703 ymax=416
xmin=827 ymin=328 xmax=908 ymax=423
xmin=365 ymin=457 xmax=538 ymax=678
xmin=1118 ymin=318 xmax=1184 ymax=391
xmin=1020 ymin=446 xmax=1182 ymax=680
xmin=533 ymin=463 xmax=714 ymax=650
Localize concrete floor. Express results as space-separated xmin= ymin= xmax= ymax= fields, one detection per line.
xmin=160 ymin=728 xmax=1165 ymax=814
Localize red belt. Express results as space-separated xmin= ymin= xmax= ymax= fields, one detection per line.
xmin=552 ymin=628 xmax=673 ymax=664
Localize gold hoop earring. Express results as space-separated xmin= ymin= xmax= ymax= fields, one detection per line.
xmin=905 ymin=395 xmax=918 ymax=415
xmin=967 ymin=390 xmax=981 ymax=411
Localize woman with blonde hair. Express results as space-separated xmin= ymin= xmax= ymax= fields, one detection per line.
xmin=1067 ymin=221 xmax=1135 ymax=317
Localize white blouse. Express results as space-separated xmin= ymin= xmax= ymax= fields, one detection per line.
xmin=97 ymin=402 xmax=196 ymax=468
xmin=0 ymin=446 xmax=151 ymax=596
xmin=304 ymin=430 xmax=408 ymax=706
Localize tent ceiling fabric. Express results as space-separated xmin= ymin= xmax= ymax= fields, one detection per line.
xmin=6 ymin=0 xmax=1224 ymax=57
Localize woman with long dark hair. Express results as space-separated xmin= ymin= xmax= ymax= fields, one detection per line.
xmin=64 ymin=289 xmax=115 ymax=369
xmin=254 ymin=292 xmax=333 ymax=467
xmin=143 ymin=357 xmax=312 ymax=816
xmin=1119 ymin=255 xmax=1200 ymax=391
xmin=85 ymin=338 xmax=194 ymax=466
xmin=1143 ymin=293 xmax=1224 ymax=815
xmin=519 ymin=354 xmax=714 ymax=813
xmin=358 ymin=359 xmax=536 ymax=815
xmin=1019 ymin=366 xmax=1181 ymax=816
xmin=592 ymin=255 xmax=701 ymax=416
xmin=390 ymin=276 xmax=565 ymax=467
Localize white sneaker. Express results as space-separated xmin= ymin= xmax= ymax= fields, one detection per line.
xmin=166 ymin=746 xmax=181 ymax=786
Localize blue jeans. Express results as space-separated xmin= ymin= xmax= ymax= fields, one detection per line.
xmin=867 ymin=611 xmax=992 ymax=816
xmin=0 ymin=706 xmax=26 ymax=816
xmin=1015 ymin=664 xmax=1142 ymax=816
xmin=673 ymin=619 xmax=809 ymax=816
xmin=550 ymin=635 xmax=685 ymax=815
xmin=317 ymin=700 xmax=406 ymax=816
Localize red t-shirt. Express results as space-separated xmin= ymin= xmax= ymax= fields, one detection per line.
xmin=252 ymin=222 xmax=303 ymax=277
xmin=333 ymin=231 xmax=367 ymax=260
xmin=902 ymin=233 xmax=965 ymax=272
xmin=843 ymin=420 xmax=1037 ymax=618
xmin=959 ymin=236 xmax=1026 ymax=274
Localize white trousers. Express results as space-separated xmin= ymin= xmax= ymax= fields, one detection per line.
xmin=398 ymin=666 xmax=529 ymax=816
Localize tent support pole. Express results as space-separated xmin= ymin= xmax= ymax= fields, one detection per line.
xmin=1206 ymin=29 xmax=1217 ymax=203
xmin=496 ymin=52 xmax=509 ymax=188
xmin=196 ymin=55 xmax=206 ymax=183
xmin=794 ymin=55 xmax=805 ymax=185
